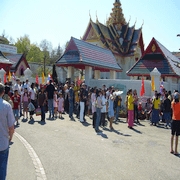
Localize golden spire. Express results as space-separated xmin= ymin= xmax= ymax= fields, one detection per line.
xmin=106 ymin=0 xmax=126 ymax=26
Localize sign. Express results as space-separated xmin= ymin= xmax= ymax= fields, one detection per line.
xmin=0 ymin=44 xmax=17 ymax=54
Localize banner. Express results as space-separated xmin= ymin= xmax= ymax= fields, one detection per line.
xmin=140 ymin=77 xmax=145 ymax=96
xmin=151 ymin=76 xmax=155 ymax=91
xmin=42 ymin=72 xmax=45 ymax=84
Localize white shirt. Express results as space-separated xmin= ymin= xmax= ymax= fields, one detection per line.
xmin=13 ymin=83 xmax=21 ymax=95
xmin=29 ymin=88 xmax=36 ymax=100
xmin=0 ymin=98 xmax=15 ymax=151
xmin=101 ymin=95 xmax=107 ymax=113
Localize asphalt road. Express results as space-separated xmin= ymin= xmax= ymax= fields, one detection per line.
xmin=7 ymin=113 xmax=180 ymax=180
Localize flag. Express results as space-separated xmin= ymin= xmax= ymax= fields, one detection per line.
xmin=12 ymin=72 xmax=16 ymax=81
xmin=4 ymin=73 xmax=6 ymax=84
xmin=42 ymin=72 xmax=45 ymax=84
xmin=140 ymin=77 xmax=145 ymax=96
xmin=151 ymin=76 xmax=155 ymax=91
xmin=160 ymin=80 xmax=164 ymax=94
xmin=35 ymin=75 xmax=39 ymax=84
xmin=47 ymin=74 xmax=51 ymax=83
xmin=8 ymin=71 xmax=12 ymax=81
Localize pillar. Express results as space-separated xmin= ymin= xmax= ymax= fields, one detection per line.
xmin=94 ymin=70 xmax=100 ymax=79
xmin=67 ymin=66 xmax=74 ymax=81
xmin=85 ymin=66 xmax=92 ymax=86
xmin=110 ymin=70 xmax=116 ymax=79
xmin=0 ymin=68 xmax=6 ymax=84
xmin=150 ymin=67 xmax=161 ymax=96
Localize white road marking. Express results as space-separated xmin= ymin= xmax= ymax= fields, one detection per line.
xmin=15 ymin=132 xmax=47 ymax=180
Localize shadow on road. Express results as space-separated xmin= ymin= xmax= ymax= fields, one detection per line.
xmin=96 ymin=131 xmax=108 ymax=139
xmin=81 ymin=121 xmax=91 ymax=127
xmin=131 ymin=127 xmax=142 ymax=134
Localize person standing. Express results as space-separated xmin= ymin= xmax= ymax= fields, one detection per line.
xmin=22 ymin=88 xmax=29 ymax=119
xmin=13 ymin=78 xmax=22 ymax=116
xmin=133 ymin=89 xmax=139 ymax=124
xmin=91 ymin=88 xmax=97 ymax=128
xmin=95 ymin=90 xmax=102 ymax=132
xmin=151 ymin=93 xmax=161 ymax=126
xmin=46 ymin=80 xmax=55 ymax=119
xmin=79 ymin=83 xmax=87 ymax=123
xmin=57 ymin=93 xmax=64 ymax=119
xmin=170 ymin=94 xmax=180 ymax=155
xmin=0 ymin=83 xmax=15 ymax=180
xmin=127 ymin=89 xmax=134 ymax=129
xmin=53 ymin=89 xmax=58 ymax=119
xmin=163 ymin=93 xmax=172 ymax=128
xmin=100 ymin=90 xmax=107 ymax=128
xmin=108 ymin=90 xmax=115 ymax=130
xmin=64 ymin=84 xmax=69 ymax=114
xmin=114 ymin=94 xmax=122 ymax=122
xmin=68 ymin=82 xmax=75 ymax=120
xmin=38 ymin=86 xmax=47 ymax=122
xmin=11 ymin=90 xmax=21 ymax=126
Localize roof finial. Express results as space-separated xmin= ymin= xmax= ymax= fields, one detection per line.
xmin=89 ymin=10 xmax=92 ymax=21
xmin=141 ymin=19 xmax=144 ymax=28
xmin=128 ymin=16 xmax=131 ymax=24
xmin=134 ymin=18 xmax=137 ymax=26
xmin=96 ymin=11 xmax=98 ymax=22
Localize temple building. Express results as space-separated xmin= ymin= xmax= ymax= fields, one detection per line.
xmin=82 ymin=0 xmax=144 ymax=79
xmin=127 ymin=37 xmax=180 ymax=88
xmin=0 ymin=36 xmax=29 ymax=77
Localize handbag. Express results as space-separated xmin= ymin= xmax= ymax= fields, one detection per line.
xmin=35 ymin=107 xmax=41 ymax=116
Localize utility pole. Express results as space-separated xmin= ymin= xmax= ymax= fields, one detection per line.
xmin=44 ymin=55 xmax=46 ymax=76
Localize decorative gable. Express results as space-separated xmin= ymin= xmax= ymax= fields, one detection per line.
xmin=86 ymin=27 xmax=98 ymax=40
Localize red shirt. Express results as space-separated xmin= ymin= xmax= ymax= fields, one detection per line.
xmin=11 ymin=95 xmax=20 ymax=109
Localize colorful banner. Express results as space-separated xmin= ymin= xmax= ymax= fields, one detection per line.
xmin=151 ymin=76 xmax=155 ymax=91
xmin=140 ymin=77 xmax=145 ymax=96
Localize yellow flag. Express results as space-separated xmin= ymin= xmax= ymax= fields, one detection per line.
xmin=42 ymin=72 xmax=45 ymax=84
xmin=8 ymin=71 xmax=11 ymax=81
xmin=151 ymin=76 xmax=155 ymax=91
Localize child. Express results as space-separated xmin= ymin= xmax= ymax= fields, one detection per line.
xmin=28 ymin=100 xmax=35 ymax=120
xmin=53 ymin=89 xmax=58 ymax=119
xmin=22 ymin=88 xmax=29 ymax=119
xmin=11 ymin=90 xmax=21 ymax=125
xmin=57 ymin=92 xmax=64 ymax=119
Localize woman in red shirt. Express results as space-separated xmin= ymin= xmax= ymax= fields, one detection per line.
xmin=171 ymin=94 xmax=180 ymax=155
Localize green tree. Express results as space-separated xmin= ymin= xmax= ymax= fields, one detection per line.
xmin=26 ymin=44 xmax=43 ymax=63
xmin=15 ymin=35 xmax=31 ymax=56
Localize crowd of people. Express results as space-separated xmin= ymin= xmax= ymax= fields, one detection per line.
xmin=1 ymin=79 xmax=180 ymax=131
xmin=0 ymin=77 xmax=180 ymax=179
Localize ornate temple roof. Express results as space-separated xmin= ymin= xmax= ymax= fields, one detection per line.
xmin=82 ymin=0 xmax=144 ymax=56
xmin=127 ymin=38 xmax=180 ymax=77
xmin=56 ymin=37 xmax=122 ymax=72
xmin=0 ymin=51 xmax=13 ymax=64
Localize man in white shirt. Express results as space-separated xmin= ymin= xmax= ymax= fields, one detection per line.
xmin=0 ymin=83 xmax=15 ymax=180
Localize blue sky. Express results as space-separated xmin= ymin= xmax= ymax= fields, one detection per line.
xmin=1 ymin=0 xmax=180 ymax=52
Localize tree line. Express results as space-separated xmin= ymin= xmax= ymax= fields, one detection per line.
xmin=1 ymin=32 xmax=64 ymax=65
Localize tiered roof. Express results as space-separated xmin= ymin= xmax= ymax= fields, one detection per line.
xmin=56 ymin=37 xmax=122 ymax=72
xmin=127 ymin=38 xmax=180 ymax=77
xmin=82 ymin=0 xmax=144 ymax=56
